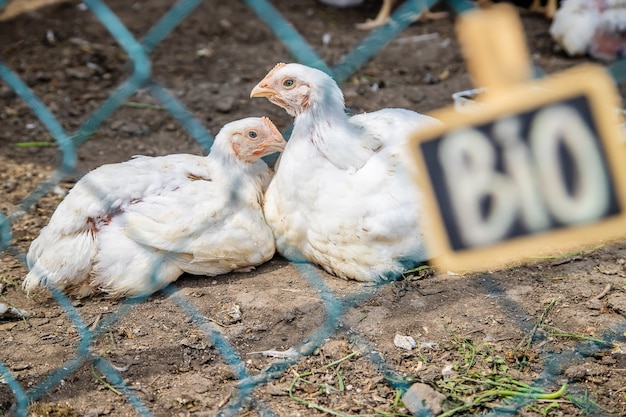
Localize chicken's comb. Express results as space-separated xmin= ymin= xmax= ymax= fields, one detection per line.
xmin=266 ymin=62 xmax=286 ymax=78
xmin=261 ymin=116 xmax=278 ymax=132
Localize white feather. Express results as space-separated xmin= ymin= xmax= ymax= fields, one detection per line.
xmin=24 ymin=117 xmax=283 ymax=297
xmin=255 ymin=63 xmax=441 ymax=282
xmin=550 ymin=0 xmax=626 ymax=60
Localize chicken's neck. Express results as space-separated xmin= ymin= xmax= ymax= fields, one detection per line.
xmin=291 ymin=100 xmax=376 ymax=172
xmin=206 ymin=151 xmax=268 ymax=200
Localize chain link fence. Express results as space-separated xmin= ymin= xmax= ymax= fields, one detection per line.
xmin=1 ymin=0 xmax=626 ymax=416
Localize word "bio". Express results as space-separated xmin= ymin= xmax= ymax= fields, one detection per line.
xmin=420 ymin=95 xmax=620 ymax=252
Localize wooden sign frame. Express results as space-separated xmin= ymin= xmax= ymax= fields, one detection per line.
xmin=409 ymin=64 xmax=626 ymax=272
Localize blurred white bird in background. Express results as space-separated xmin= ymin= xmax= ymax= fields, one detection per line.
xmin=250 ymin=63 xmax=441 ymax=283
xmin=550 ymin=0 xmax=626 ymax=60
xmin=23 ymin=117 xmax=286 ymax=298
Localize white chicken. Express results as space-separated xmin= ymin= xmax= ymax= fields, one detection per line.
xmin=23 ymin=117 xmax=286 ymax=298
xmin=550 ymin=0 xmax=626 ymax=60
xmin=250 ymin=63 xmax=441 ymax=283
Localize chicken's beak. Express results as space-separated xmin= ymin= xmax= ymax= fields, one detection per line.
xmin=255 ymin=137 xmax=286 ymax=157
xmin=250 ymin=82 xmax=276 ymax=99
xmin=260 ymin=132 xmax=286 ymax=155
xmin=260 ymin=140 xmax=286 ymax=156
xmin=254 ymin=117 xmax=286 ymax=157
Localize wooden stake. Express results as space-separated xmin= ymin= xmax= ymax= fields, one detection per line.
xmin=456 ymin=3 xmax=532 ymax=95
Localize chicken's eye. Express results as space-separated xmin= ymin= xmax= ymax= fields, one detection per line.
xmin=247 ymin=130 xmax=259 ymax=139
xmin=283 ymin=79 xmax=295 ymax=89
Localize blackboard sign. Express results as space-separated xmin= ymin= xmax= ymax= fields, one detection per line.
xmin=408 ymin=65 xmax=626 ymax=272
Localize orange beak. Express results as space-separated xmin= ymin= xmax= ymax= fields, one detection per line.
xmin=254 ymin=117 xmax=286 ymax=157
xmin=250 ymin=82 xmax=276 ymax=99
xmin=250 ymin=63 xmax=286 ymax=99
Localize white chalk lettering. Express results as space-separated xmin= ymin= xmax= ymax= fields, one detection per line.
xmin=530 ymin=105 xmax=609 ymax=225
xmin=438 ymin=128 xmax=518 ymax=247
xmin=438 ymin=105 xmax=609 ymax=248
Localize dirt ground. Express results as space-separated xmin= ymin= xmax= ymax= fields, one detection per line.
xmin=2 ymin=1 xmax=626 ymax=416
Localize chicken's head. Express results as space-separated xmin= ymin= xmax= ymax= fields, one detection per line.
xmin=217 ymin=117 xmax=286 ymax=163
xmin=250 ymin=63 xmax=345 ymax=117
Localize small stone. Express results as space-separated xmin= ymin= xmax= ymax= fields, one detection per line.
xmin=67 ymin=67 xmax=91 ymax=79
xmin=110 ymin=120 xmax=124 ymax=131
xmin=121 ymin=122 xmax=140 ymax=134
xmin=585 ymin=298 xmax=602 ymax=310
xmin=2 ymin=180 xmax=17 ymax=193
xmin=564 ymin=364 xmax=587 ymax=379
xmin=0 ymin=85 xmax=15 ymax=99
xmin=601 ymin=355 xmax=617 ymax=365
xmin=197 ymin=82 xmax=221 ymax=93
xmin=194 ymin=385 xmax=210 ymax=394
xmin=441 ymin=363 xmax=456 ymax=377
xmin=266 ymin=382 xmax=289 ymax=396
xmin=0 ymin=303 xmax=33 ymax=319
xmin=607 ymin=293 xmax=626 ymax=315
xmin=402 ymin=382 xmax=446 ymax=416
xmin=323 ymin=339 xmax=349 ymax=358
xmin=196 ymin=47 xmax=213 ymax=57
xmin=180 ymin=335 xmax=209 ymax=350
xmin=394 ymin=334 xmax=416 ymax=351
xmin=215 ymin=96 xmax=235 ymax=113
xmin=613 ymin=353 xmax=626 ymax=368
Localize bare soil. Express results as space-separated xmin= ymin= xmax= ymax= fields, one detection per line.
xmin=1 ymin=1 xmax=626 ymax=416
